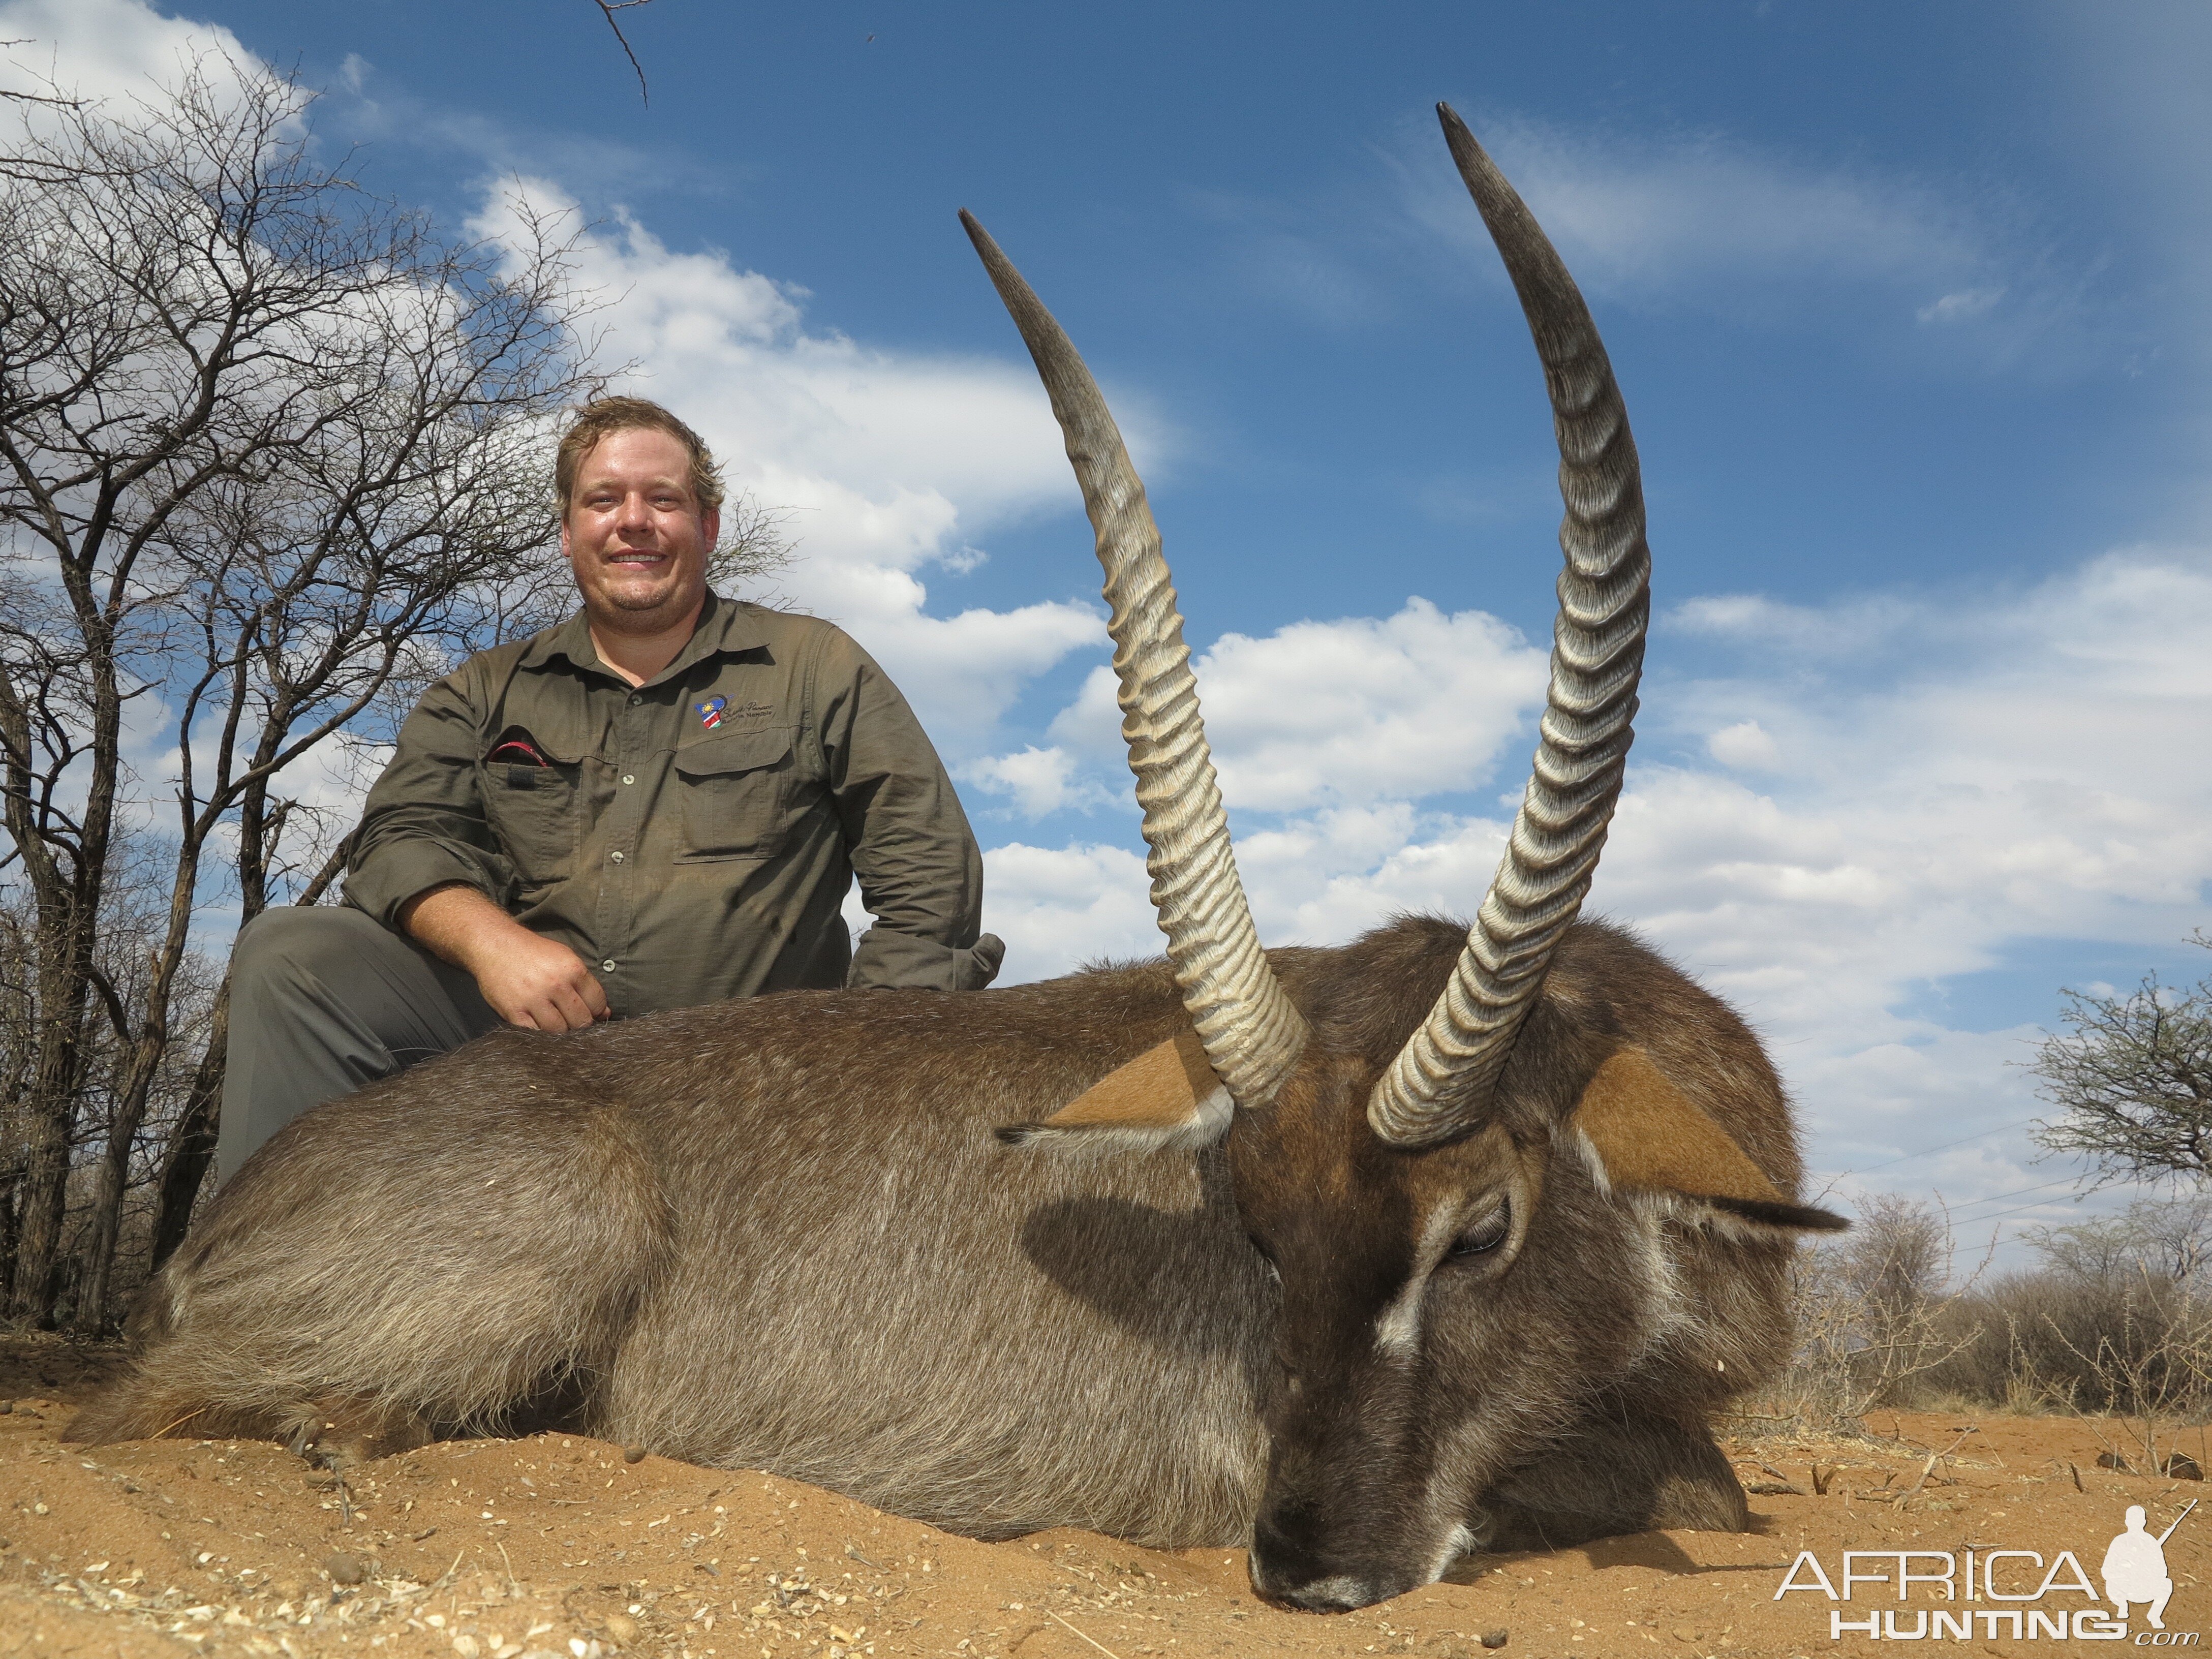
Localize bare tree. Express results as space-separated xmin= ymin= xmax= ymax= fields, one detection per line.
xmin=1840 ymin=1192 xmax=1948 ymax=1324
xmin=1756 ymin=1195 xmax=1982 ymax=1428
xmin=2031 ymin=934 xmax=2212 ymax=1189
xmin=0 ymin=49 xmax=609 ymax=1328
xmin=2027 ymin=1195 xmax=2212 ymax=1286
xmin=0 ymin=847 xmax=222 ymax=1318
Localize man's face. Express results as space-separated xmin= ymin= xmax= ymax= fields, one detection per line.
xmin=561 ymin=426 xmax=720 ymax=634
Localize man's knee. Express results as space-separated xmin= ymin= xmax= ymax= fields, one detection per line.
xmin=230 ymin=906 xmax=386 ymax=1006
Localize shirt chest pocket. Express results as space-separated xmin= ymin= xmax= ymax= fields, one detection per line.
xmin=480 ymin=760 xmax=583 ymax=888
xmin=674 ymin=726 xmax=797 ymax=861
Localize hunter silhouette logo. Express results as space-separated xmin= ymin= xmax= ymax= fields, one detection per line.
xmin=2107 ymin=1501 xmax=2194 ymax=1631
xmin=1775 ymin=1499 xmax=2196 ymax=1643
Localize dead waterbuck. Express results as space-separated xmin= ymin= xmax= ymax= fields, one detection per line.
xmin=70 ymin=106 xmax=1845 ymax=1611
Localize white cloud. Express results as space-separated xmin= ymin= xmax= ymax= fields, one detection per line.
xmin=1043 ymin=662 xmax=1123 ymax=757
xmin=1391 ymin=112 xmax=2094 ymax=363
xmin=1918 ymin=286 xmax=2007 ymax=325
xmin=1554 ymin=552 xmax=2211 ymax=1156
xmin=1670 ymin=590 xmax=1920 ymax=658
xmin=981 ymin=842 xmax=1160 ymax=979
xmin=1706 ymin=719 xmax=1780 ymax=770
xmin=962 ymin=746 xmax=1114 ymax=819
xmin=0 ymin=0 xmax=250 ymax=108
xmin=1238 ymin=802 xmax=1493 ymax=945
xmin=1186 ymin=599 xmax=1547 ymax=812
xmin=1039 ymin=597 xmax=1547 ymax=815
xmin=993 ymin=543 xmax=2212 ymax=1248
xmin=1402 ymin=115 xmax=1985 ymax=296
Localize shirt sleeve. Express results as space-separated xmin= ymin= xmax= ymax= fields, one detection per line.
xmin=342 ymin=666 xmax=517 ymax=928
xmin=813 ymin=628 xmax=1003 ymax=992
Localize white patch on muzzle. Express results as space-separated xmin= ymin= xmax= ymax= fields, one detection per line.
xmin=1285 ymin=1573 xmax=1373 ymax=1611
xmin=1423 ymin=1521 xmax=1479 ymax=1585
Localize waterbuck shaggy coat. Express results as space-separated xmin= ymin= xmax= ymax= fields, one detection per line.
xmin=72 ymin=107 xmax=1847 ymax=1613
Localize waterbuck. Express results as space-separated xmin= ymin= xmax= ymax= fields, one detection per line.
xmin=70 ymin=106 xmax=1845 ymax=1612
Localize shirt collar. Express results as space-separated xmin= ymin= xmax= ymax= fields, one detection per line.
xmin=515 ymin=590 xmax=770 ymax=681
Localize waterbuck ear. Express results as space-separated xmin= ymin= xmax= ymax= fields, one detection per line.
xmin=997 ymin=1030 xmax=1234 ymax=1154
xmin=1569 ymin=1046 xmax=1848 ymax=1233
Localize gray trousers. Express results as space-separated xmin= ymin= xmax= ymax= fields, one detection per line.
xmin=217 ymin=906 xmax=502 ymax=1185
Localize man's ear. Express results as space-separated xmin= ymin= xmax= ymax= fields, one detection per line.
xmin=997 ymin=1030 xmax=1233 ymax=1155
xmin=1569 ymin=1046 xmax=1848 ymax=1233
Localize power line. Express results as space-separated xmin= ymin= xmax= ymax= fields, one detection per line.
xmin=1834 ymin=1118 xmax=2038 ymax=1178
xmin=1941 ymin=1175 xmax=2083 ymax=1217
xmin=1965 ymin=1194 xmax=2097 ymax=1229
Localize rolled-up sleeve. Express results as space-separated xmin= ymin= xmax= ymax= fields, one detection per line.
xmin=816 ymin=631 xmax=1002 ymax=992
xmin=342 ymin=671 xmax=515 ymax=927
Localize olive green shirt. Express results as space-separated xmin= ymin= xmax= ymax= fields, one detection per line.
xmin=344 ymin=593 xmax=1002 ymax=1013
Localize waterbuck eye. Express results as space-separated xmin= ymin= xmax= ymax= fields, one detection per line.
xmin=1449 ymin=1203 xmax=1511 ymax=1259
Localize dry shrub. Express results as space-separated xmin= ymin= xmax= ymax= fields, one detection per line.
xmin=1746 ymin=1192 xmax=2212 ymax=1444
xmin=1916 ymin=1198 xmax=2212 ymax=1470
xmin=1747 ymin=1194 xmax=1984 ymax=1433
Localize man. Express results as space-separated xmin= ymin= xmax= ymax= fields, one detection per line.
xmin=216 ymin=397 xmax=1002 ymax=1181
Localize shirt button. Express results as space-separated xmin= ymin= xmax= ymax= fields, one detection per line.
xmin=601 ymin=959 xmax=618 ymax=972
xmin=628 ymin=694 xmax=641 ymax=706
xmin=621 ymin=774 xmax=635 ymax=786
xmin=609 ymin=850 xmax=625 ymax=863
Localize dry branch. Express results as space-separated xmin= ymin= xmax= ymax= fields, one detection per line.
xmin=593 ymin=0 xmax=657 ymax=104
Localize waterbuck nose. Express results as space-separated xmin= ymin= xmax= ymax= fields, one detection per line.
xmin=1249 ymin=1512 xmax=1377 ymax=1612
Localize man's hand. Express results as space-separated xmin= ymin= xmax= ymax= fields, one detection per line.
xmin=399 ymin=883 xmax=610 ymax=1032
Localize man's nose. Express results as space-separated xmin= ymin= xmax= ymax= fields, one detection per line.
xmin=614 ymin=490 xmax=654 ymax=531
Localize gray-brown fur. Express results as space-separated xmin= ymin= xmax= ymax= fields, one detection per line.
xmin=71 ymin=913 xmax=1827 ymax=1609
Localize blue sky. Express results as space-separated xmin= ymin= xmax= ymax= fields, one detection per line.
xmin=15 ymin=0 xmax=2212 ymax=1261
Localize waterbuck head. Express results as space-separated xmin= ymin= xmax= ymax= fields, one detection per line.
xmin=973 ymin=105 xmax=1842 ymax=1611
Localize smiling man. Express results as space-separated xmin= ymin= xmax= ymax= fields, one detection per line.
xmin=214 ymin=397 xmax=1002 ymax=1181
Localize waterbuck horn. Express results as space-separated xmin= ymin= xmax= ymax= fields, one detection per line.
xmin=962 ymin=210 xmax=1309 ymax=1111
xmin=1366 ymin=105 xmax=1651 ymax=1149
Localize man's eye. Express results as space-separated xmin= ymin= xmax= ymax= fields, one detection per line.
xmin=1448 ymin=1202 xmax=1510 ymax=1258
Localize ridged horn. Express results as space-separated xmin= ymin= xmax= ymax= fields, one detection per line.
xmin=961 ymin=209 xmax=1308 ymax=1110
xmin=1367 ymin=104 xmax=1651 ymax=1149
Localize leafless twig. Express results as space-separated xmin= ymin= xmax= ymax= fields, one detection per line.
xmin=593 ymin=0 xmax=657 ymax=104
xmin=1897 ymin=1424 xmax=1978 ymax=1510
xmin=1049 ymin=1609 xmax=1124 ymax=1659
xmin=0 ymin=40 xmax=84 ymax=110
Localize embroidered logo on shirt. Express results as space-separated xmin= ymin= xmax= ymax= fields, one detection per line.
xmin=696 ymin=696 xmax=727 ymax=729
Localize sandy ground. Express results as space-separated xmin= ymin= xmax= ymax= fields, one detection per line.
xmin=2 ymin=1331 xmax=2206 ymax=1658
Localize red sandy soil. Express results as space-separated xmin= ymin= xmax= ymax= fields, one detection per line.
xmin=2 ymin=1331 xmax=2205 ymax=1658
